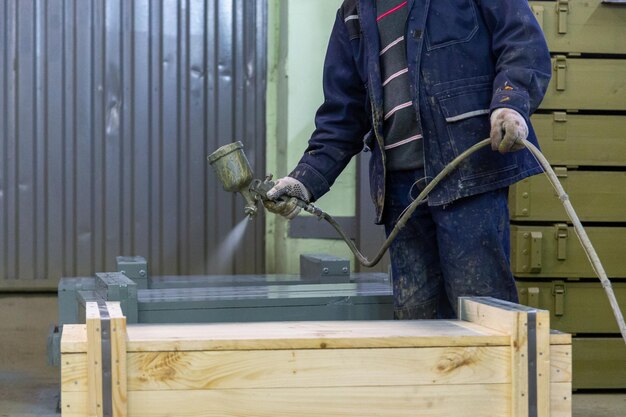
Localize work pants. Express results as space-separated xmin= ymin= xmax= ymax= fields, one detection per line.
xmin=383 ymin=169 xmax=518 ymax=320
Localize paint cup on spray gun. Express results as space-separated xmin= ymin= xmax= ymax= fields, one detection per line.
xmin=207 ymin=141 xmax=259 ymax=217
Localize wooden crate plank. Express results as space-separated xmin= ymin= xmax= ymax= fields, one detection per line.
xmin=510 ymin=170 xmax=626 ymax=222
xmin=60 ymin=353 xmax=89 ymax=416
xmin=550 ymin=331 xmax=572 ymax=346
xmin=541 ymin=58 xmax=626 ymax=111
xmin=86 ymin=302 xmax=103 ymax=417
xmin=551 ymin=382 xmax=573 ymax=417
xmin=531 ymin=113 xmax=626 ymax=167
xmin=61 ymin=324 xmax=87 ymax=353
xmin=61 ymin=353 xmax=88 ymax=392
xmin=536 ymin=310 xmax=552 ymax=417
xmin=107 ymin=302 xmax=128 ymax=417
xmin=63 ymin=384 xmax=511 ymax=417
xmin=124 ymin=320 xmax=509 ymax=352
xmin=125 ymin=346 xmax=510 ymax=391
xmin=459 ymin=298 xmax=528 ymax=417
xmin=64 ymin=344 xmax=572 ymax=391
xmin=458 ymin=297 xmax=520 ymax=334
xmin=511 ymin=225 xmax=626 ymax=278
xmin=61 ymin=390 xmax=89 ymax=417
xmin=551 ymin=345 xmax=572 ymax=383
xmin=530 ymin=0 xmax=626 ymax=54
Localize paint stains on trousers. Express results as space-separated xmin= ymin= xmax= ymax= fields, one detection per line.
xmin=383 ymin=169 xmax=518 ymax=320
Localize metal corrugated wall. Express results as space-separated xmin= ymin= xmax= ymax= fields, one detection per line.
xmin=0 ymin=0 xmax=267 ymax=290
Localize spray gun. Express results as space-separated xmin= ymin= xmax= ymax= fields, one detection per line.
xmin=207 ymin=142 xmax=324 ymax=218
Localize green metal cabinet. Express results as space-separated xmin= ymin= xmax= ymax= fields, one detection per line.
xmin=516 ymin=0 xmax=626 ymax=391
xmin=510 ymin=170 xmax=626 ymax=222
xmin=511 ymin=225 xmax=626 ymax=278
xmin=530 ymin=0 xmax=626 ymax=55
xmin=531 ymin=113 xmax=626 ymax=167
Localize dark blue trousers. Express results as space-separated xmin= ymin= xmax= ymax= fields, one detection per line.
xmin=383 ymin=169 xmax=518 ymax=320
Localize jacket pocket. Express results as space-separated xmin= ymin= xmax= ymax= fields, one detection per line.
xmin=437 ymin=84 xmax=518 ymax=182
xmin=425 ymin=0 xmax=478 ymax=51
xmin=438 ymin=84 xmax=492 ymax=157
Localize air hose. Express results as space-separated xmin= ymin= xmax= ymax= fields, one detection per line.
xmin=304 ymin=138 xmax=626 ymax=344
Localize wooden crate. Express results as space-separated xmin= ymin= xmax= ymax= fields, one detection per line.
xmin=60 ymin=298 xmax=572 ymax=417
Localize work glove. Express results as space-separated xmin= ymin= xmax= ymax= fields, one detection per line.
xmin=490 ymin=108 xmax=528 ymax=154
xmin=263 ymin=177 xmax=312 ymax=220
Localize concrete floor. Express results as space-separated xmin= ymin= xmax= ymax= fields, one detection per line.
xmin=1 ymin=294 xmax=625 ymax=417
xmin=0 ymin=294 xmax=59 ymax=417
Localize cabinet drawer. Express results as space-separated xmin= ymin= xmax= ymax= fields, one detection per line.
xmin=530 ymin=0 xmax=626 ymax=54
xmin=531 ymin=113 xmax=626 ymax=167
xmin=572 ymin=337 xmax=626 ymax=389
xmin=541 ymin=58 xmax=626 ymax=111
xmin=510 ymin=170 xmax=626 ymax=222
xmin=511 ymin=225 xmax=626 ymax=278
xmin=517 ymin=280 xmax=626 ymax=333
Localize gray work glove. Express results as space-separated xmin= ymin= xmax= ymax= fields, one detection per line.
xmin=490 ymin=108 xmax=528 ymax=154
xmin=263 ymin=177 xmax=311 ymax=220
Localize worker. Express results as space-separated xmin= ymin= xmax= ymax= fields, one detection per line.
xmin=264 ymin=0 xmax=551 ymax=319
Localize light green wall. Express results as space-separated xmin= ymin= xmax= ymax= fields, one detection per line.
xmin=266 ymin=0 xmax=357 ymax=273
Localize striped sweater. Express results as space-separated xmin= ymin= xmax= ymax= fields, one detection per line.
xmin=376 ymin=0 xmax=423 ymax=170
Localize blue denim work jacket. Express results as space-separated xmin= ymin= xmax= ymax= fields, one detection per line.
xmin=289 ymin=0 xmax=551 ymax=224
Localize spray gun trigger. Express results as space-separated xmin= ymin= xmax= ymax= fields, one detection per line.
xmin=249 ymin=177 xmax=276 ymax=201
